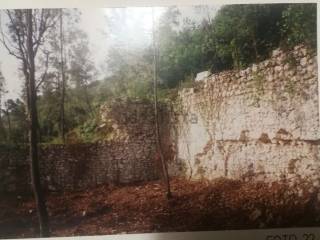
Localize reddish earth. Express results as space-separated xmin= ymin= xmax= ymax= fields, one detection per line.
xmin=0 ymin=178 xmax=319 ymax=238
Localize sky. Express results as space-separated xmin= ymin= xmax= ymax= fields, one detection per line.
xmin=0 ymin=6 xmax=220 ymax=101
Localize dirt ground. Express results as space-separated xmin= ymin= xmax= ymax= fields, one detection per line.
xmin=0 ymin=178 xmax=319 ymax=238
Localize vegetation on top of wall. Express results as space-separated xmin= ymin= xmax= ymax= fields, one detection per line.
xmin=158 ymin=3 xmax=316 ymax=88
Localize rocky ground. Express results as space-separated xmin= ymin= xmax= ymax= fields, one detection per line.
xmin=0 ymin=178 xmax=319 ymax=238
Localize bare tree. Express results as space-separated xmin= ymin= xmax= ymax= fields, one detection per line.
xmin=0 ymin=9 xmax=59 ymax=237
xmin=152 ymin=8 xmax=172 ymax=199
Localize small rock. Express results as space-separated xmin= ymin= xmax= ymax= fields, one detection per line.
xmin=300 ymin=57 xmax=308 ymax=67
xmin=307 ymin=65 xmax=316 ymax=74
xmin=283 ymin=63 xmax=290 ymax=71
xmin=294 ymin=45 xmax=302 ymax=51
xmin=239 ymin=70 xmax=246 ymax=77
xmin=300 ymin=48 xmax=307 ymax=56
xmin=272 ymin=49 xmax=281 ymax=57
xmin=266 ymin=74 xmax=273 ymax=82
xmin=308 ymin=187 xmax=315 ymax=193
xmin=276 ymin=65 xmax=284 ymax=72
xmin=313 ymin=180 xmax=320 ymax=187
xmin=252 ymin=64 xmax=258 ymax=72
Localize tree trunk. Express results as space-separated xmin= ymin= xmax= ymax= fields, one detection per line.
xmin=84 ymin=84 xmax=93 ymax=115
xmin=0 ymin=89 xmax=6 ymax=140
xmin=251 ymin=31 xmax=259 ymax=62
xmin=152 ymin=8 xmax=172 ymax=199
xmin=59 ymin=9 xmax=66 ymax=143
xmin=26 ymin=9 xmax=50 ymax=237
xmin=5 ymin=109 xmax=11 ymax=141
xmin=0 ymin=96 xmax=6 ymax=140
xmin=0 ymin=116 xmax=6 ymax=140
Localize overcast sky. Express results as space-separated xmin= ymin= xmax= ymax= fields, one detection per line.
xmin=0 ymin=6 xmax=220 ymax=100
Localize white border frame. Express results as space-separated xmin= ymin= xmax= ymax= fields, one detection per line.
xmin=0 ymin=0 xmax=318 ymax=239
xmin=0 ymin=0 xmax=317 ymax=9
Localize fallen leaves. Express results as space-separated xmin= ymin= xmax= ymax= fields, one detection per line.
xmin=0 ymin=178 xmax=319 ymax=238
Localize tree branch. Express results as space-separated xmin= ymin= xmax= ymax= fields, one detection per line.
xmin=5 ymin=10 xmax=28 ymax=61
xmin=36 ymin=50 xmax=50 ymax=90
xmin=0 ymin=15 xmax=23 ymax=60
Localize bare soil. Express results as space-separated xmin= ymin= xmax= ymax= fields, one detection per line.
xmin=0 ymin=178 xmax=319 ymax=238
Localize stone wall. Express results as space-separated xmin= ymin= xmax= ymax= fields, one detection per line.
xmin=1 ymin=46 xmax=319 ymax=194
xmin=0 ymin=100 xmax=160 ymax=194
xmin=168 ymin=45 xmax=320 ymax=183
xmin=0 ymin=145 xmax=30 ymax=193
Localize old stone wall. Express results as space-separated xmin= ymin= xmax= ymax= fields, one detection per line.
xmin=1 ymin=46 xmax=319 ymax=194
xmin=0 ymin=100 xmax=160 ymax=194
xmin=168 ymin=45 xmax=320 ymax=183
xmin=0 ymin=145 xmax=30 ymax=193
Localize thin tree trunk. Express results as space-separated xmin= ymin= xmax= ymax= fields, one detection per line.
xmin=5 ymin=110 xmax=11 ymax=141
xmin=152 ymin=8 xmax=172 ymax=199
xmin=0 ymin=86 xmax=6 ymax=140
xmin=84 ymin=84 xmax=93 ymax=115
xmin=59 ymin=9 xmax=66 ymax=143
xmin=0 ymin=116 xmax=6 ymax=140
xmin=26 ymin=9 xmax=50 ymax=237
xmin=251 ymin=31 xmax=259 ymax=62
xmin=0 ymin=95 xmax=6 ymax=140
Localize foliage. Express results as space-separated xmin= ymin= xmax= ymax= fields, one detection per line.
xmin=0 ymin=4 xmax=316 ymax=144
xmin=36 ymin=10 xmax=97 ymax=143
xmin=280 ymin=4 xmax=317 ymax=49
xmin=104 ymin=47 xmax=154 ymax=100
xmin=157 ymin=4 xmax=316 ymax=88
